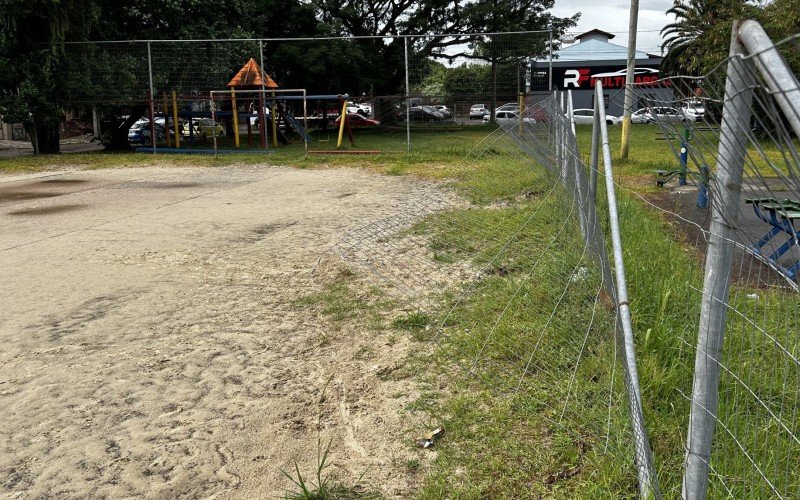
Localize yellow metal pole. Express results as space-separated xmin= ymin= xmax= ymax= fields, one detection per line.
xmin=162 ymin=92 xmax=171 ymax=147
xmin=231 ymin=87 xmax=240 ymax=147
xmin=171 ymin=90 xmax=180 ymax=149
xmin=336 ymin=99 xmax=347 ymax=148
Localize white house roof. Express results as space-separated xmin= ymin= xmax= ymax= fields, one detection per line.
xmin=537 ymin=38 xmax=654 ymax=63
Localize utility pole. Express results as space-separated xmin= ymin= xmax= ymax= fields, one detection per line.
xmin=619 ymin=0 xmax=640 ymax=159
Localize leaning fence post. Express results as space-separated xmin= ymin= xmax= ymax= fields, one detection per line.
xmin=682 ymin=21 xmax=755 ymax=500
xmin=596 ymin=81 xmax=660 ymax=499
xmin=589 ymin=102 xmax=600 ymax=204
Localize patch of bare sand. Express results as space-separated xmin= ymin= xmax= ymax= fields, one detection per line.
xmin=0 ymin=165 xmax=453 ymax=498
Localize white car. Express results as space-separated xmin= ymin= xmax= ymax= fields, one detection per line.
xmin=645 ymin=106 xmax=698 ymax=123
xmin=469 ymin=104 xmax=489 ymax=119
xmin=482 ymin=110 xmax=534 ymax=125
xmin=434 ymin=105 xmax=452 ymax=118
xmin=631 ymin=108 xmax=652 ymax=124
xmin=572 ymin=108 xmax=621 ymax=125
xmin=494 ymin=102 xmax=519 ymax=116
xmin=681 ymin=100 xmax=705 ymax=118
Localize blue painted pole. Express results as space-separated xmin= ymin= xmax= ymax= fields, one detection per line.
xmin=697 ymin=165 xmax=709 ymax=208
xmin=679 ymin=127 xmax=689 ymax=186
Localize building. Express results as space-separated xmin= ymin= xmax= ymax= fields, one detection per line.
xmin=531 ymin=29 xmax=672 ymax=116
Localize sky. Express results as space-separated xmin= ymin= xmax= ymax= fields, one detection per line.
xmin=552 ymin=0 xmax=675 ymax=56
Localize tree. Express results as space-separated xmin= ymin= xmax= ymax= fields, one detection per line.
xmin=0 ymin=0 xmax=99 ymax=153
xmin=312 ymin=0 xmax=575 ymax=123
xmin=660 ymin=0 xmax=761 ymax=76
xmin=455 ymin=0 xmax=577 ymax=122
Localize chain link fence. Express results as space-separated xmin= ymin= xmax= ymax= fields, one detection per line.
xmin=60 ymin=32 xmax=550 ymax=153
xmin=334 ymin=21 xmax=799 ymax=498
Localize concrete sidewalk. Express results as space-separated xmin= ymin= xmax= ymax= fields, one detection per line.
xmin=0 ymin=139 xmax=104 ymax=158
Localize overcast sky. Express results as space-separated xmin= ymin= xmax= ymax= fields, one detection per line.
xmin=552 ymin=0 xmax=675 ymax=55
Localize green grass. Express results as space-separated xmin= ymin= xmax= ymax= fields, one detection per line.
xmin=7 ymin=123 xmax=797 ymax=497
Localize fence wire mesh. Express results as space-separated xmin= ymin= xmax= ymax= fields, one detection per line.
xmin=606 ymin=24 xmax=800 ymax=498
xmin=333 ymin=92 xmax=660 ymax=496
xmin=60 ymin=32 xmax=549 ymax=152
xmin=332 ymin=22 xmax=799 ymax=498
xmin=53 ymin=23 xmax=800 ymax=498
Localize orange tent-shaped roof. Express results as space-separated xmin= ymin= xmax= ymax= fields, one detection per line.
xmin=227 ymin=58 xmax=279 ymax=88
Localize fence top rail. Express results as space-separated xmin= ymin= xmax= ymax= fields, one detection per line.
xmin=58 ymin=30 xmax=552 ymax=45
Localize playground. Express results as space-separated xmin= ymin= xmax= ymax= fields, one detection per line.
xmin=0 ymin=165 xmax=445 ymax=497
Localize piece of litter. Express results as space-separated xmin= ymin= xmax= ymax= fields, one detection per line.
xmin=747 ymin=293 xmax=759 ymax=300
xmin=415 ymin=427 xmax=445 ymax=449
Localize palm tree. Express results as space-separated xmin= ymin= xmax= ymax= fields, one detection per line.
xmin=660 ymin=0 xmax=758 ymax=76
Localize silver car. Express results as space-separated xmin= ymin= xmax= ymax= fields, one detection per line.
xmin=645 ymin=106 xmax=698 ymax=123
xmin=482 ymin=110 xmax=534 ymax=125
xmin=572 ymin=108 xmax=621 ymax=125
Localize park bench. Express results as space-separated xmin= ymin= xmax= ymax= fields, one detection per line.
xmin=745 ymin=197 xmax=800 ymax=281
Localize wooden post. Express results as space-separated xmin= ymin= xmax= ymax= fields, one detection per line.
xmin=231 ymin=87 xmax=240 ymax=147
xmin=171 ymin=90 xmax=180 ymax=149
xmin=336 ymin=98 xmax=347 ymax=148
xmin=258 ymin=92 xmax=266 ymax=148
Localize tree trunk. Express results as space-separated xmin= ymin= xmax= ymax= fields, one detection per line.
xmin=34 ymin=121 xmax=60 ymax=154
xmin=107 ymin=108 xmax=146 ymax=150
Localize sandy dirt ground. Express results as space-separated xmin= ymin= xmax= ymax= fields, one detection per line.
xmin=0 ymin=165 xmax=442 ymax=498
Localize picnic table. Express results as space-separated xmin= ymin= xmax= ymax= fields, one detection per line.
xmin=745 ymin=197 xmax=800 ymax=281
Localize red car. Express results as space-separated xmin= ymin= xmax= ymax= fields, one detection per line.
xmin=333 ymin=113 xmax=381 ymax=128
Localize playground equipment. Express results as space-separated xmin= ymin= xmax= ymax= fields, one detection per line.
xmin=653 ymin=123 xmax=712 ymax=208
xmin=139 ymin=57 xmax=356 ymax=154
xmin=745 ymin=198 xmax=800 ymax=281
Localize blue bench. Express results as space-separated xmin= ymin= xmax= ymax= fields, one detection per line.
xmin=746 ymin=197 xmax=800 ymax=281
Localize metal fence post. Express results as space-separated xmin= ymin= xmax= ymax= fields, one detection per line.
xmin=739 ymin=20 xmax=800 ymax=138
xmin=147 ymin=42 xmax=156 ymax=154
xmin=596 ymin=81 xmax=660 ymax=499
xmin=259 ymin=40 xmax=267 ymax=151
xmin=682 ymin=22 xmax=755 ymax=499
xmin=589 ymin=104 xmax=600 ymax=205
xmin=548 ymin=29 xmax=553 ymax=92
xmin=404 ymin=36 xmax=411 ymax=153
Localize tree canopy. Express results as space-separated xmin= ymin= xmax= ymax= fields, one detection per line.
xmin=0 ymin=0 xmax=576 ymax=151
xmin=660 ymin=0 xmax=800 ymax=76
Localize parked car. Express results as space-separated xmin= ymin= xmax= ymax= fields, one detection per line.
xmin=154 ymin=117 xmax=183 ymax=131
xmin=407 ymin=106 xmax=444 ymax=122
xmin=631 ymin=108 xmax=653 ymax=124
xmin=434 ymin=105 xmax=453 ymax=118
xmin=128 ymin=119 xmax=171 ymax=144
xmin=482 ymin=110 xmax=534 ymax=126
xmin=572 ymin=109 xmax=621 ymax=125
xmin=681 ymin=99 xmax=706 ymax=119
xmin=345 ymin=102 xmax=371 ymax=116
xmin=645 ymin=106 xmax=698 ymax=123
xmin=355 ymin=102 xmax=372 ymax=115
xmin=333 ymin=113 xmax=381 ymax=128
xmin=494 ymin=102 xmax=519 ymax=116
xmin=469 ymin=104 xmax=489 ymax=119
xmin=182 ymin=118 xmax=225 ymax=138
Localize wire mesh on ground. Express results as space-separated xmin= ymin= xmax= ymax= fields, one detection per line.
xmin=60 ymin=33 xmax=549 ymax=153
